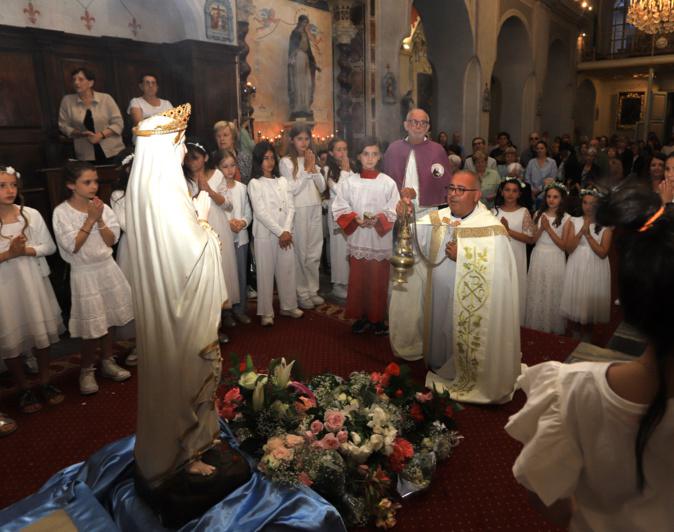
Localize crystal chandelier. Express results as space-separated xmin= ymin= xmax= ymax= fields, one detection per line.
xmin=627 ymin=0 xmax=674 ymax=35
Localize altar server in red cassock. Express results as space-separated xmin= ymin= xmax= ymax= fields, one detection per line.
xmin=332 ymin=138 xmax=399 ymax=335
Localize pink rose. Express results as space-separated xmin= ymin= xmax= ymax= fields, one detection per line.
xmin=271 ymin=446 xmax=293 ymax=461
xmin=337 ymin=430 xmax=348 ymax=443
xmin=304 ymin=430 xmax=315 ymax=441
xmin=324 ymin=410 xmax=345 ymax=432
xmin=310 ymin=420 xmax=324 ymax=434
xmin=224 ymin=387 xmax=242 ymax=403
xmin=285 ymin=434 xmax=304 ymax=448
xmin=319 ymin=432 xmax=340 ymax=450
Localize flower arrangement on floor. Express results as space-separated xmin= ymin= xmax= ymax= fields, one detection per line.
xmin=217 ymin=356 xmax=462 ymax=529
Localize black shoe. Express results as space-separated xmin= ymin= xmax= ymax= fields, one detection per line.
xmin=372 ymin=322 xmax=389 ymax=336
xmin=351 ymin=319 xmax=371 ymax=334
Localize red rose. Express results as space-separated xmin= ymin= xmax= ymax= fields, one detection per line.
xmin=410 ymin=402 xmax=424 ymax=422
xmin=384 ymin=362 xmax=400 ymax=377
xmin=394 ymin=389 xmax=403 ymax=398
xmin=239 ymin=361 xmax=247 ymax=372
xmin=445 ymin=404 xmax=454 ymax=418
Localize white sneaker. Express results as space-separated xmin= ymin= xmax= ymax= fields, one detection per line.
xmin=298 ymin=298 xmax=315 ymax=310
xmin=261 ymin=315 xmax=274 ymax=326
xmin=80 ymin=366 xmax=99 ymax=395
xmin=24 ymin=353 xmax=39 ymax=375
xmin=234 ymin=312 xmax=252 ymax=325
xmin=101 ymin=358 xmax=131 ymax=382
xmin=280 ymin=308 xmax=304 ymax=319
xmin=331 ymin=284 xmax=348 ymax=299
xmin=310 ymin=295 xmax=325 ymax=306
xmin=125 ymin=348 xmax=138 ymax=366
xmin=247 ymin=286 xmax=257 ymax=299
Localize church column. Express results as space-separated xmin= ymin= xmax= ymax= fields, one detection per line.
xmin=333 ymin=0 xmax=358 ymax=143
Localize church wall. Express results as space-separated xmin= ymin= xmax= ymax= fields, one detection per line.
xmin=0 ymin=0 xmax=236 ymax=44
xmin=238 ymin=0 xmax=334 ymax=141
xmin=373 ymin=0 xmax=412 ymax=144
xmin=589 ymin=77 xmax=662 ymax=139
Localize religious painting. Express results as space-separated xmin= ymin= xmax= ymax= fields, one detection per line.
xmin=205 ymin=0 xmax=235 ymax=44
xmin=288 ymin=0 xmax=330 ymax=11
xmin=617 ymin=91 xmax=645 ymax=129
xmin=246 ymin=0 xmax=333 ymax=139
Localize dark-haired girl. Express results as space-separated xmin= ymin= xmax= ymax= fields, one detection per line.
xmin=52 ymin=161 xmax=132 ymax=395
xmin=493 ymin=178 xmax=533 ymax=325
xmin=561 ymin=190 xmax=612 ymax=340
xmin=524 ymin=183 xmax=572 ymax=334
xmin=507 ymin=182 xmax=674 ymax=530
xmin=323 ymin=138 xmax=351 ymax=299
xmin=1 ymin=165 xmax=65 ymax=414
xmin=184 ymin=142 xmax=240 ymax=336
xmin=248 ymin=141 xmax=302 ymax=326
xmin=279 ymin=124 xmax=327 ymax=309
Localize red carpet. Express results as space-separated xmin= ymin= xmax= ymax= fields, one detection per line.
xmin=0 ymin=308 xmax=580 ymax=531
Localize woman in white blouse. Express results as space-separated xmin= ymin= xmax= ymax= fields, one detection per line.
xmin=248 ymin=141 xmax=302 ymax=326
xmin=127 ymin=73 xmax=173 ymax=126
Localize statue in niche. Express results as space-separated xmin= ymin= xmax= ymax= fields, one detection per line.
xmin=383 ymin=66 xmax=396 ymax=105
xmin=482 ymin=83 xmax=491 ymax=112
xmin=288 ymin=15 xmax=320 ymax=120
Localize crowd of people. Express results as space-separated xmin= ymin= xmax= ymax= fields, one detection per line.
xmin=0 ymin=69 xmax=673 ymax=529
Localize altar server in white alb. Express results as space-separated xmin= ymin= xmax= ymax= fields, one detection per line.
xmin=279 ymin=123 xmax=326 ymax=310
xmin=248 ymin=141 xmax=303 ymax=326
xmin=0 ymin=165 xmax=65 ymax=414
xmin=322 ymin=138 xmax=351 ymax=299
xmin=411 ymin=170 xmax=522 ymax=404
xmin=52 ymin=161 xmax=133 ymax=396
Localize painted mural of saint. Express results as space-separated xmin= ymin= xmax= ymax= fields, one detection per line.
xmin=288 ymin=15 xmax=320 ymax=120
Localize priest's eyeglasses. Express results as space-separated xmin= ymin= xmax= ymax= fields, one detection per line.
xmin=447 ymin=185 xmax=478 ymax=196
xmin=406 ymin=119 xmax=429 ymax=128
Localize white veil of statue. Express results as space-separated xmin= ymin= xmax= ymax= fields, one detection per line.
xmin=126 ymin=104 xmax=228 ymax=487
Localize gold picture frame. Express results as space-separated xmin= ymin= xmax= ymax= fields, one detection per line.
xmin=617 ymin=91 xmax=645 ymax=129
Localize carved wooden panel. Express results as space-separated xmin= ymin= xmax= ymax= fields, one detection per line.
xmin=0 ymin=51 xmax=43 ymax=127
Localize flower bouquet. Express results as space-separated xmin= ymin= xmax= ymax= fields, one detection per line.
xmin=218 ymin=357 xmax=462 ymax=529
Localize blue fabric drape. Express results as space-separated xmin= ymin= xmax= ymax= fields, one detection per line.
xmin=0 ymin=422 xmax=345 ymax=532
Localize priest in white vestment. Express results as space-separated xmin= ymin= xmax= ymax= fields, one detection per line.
xmin=407 ymin=171 xmax=521 ymax=404
xmin=126 ymin=104 xmax=229 ymax=485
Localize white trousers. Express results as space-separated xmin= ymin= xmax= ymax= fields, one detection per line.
xmin=327 ymin=198 xmax=350 ymax=286
xmin=254 ymin=237 xmax=298 ymax=317
xmin=293 ymin=205 xmax=323 ymax=300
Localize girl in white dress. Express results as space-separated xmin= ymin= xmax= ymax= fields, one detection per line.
xmin=215 ymin=149 xmax=252 ymax=324
xmin=524 ymin=183 xmax=572 ymax=334
xmin=184 ymin=142 xmax=240 ymax=341
xmin=279 ymin=124 xmax=326 ymax=310
xmin=323 ymin=138 xmax=351 ymax=299
xmin=561 ymin=190 xmax=612 ymax=340
xmin=248 ymin=141 xmax=302 ymax=326
xmin=52 ymin=162 xmax=132 ymax=395
xmin=0 ymin=165 xmax=65 ymax=415
xmin=506 ymin=185 xmax=674 ymax=531
xmin=493 ymin=178 xmax=534 ymax=325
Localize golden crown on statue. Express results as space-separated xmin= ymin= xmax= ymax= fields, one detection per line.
xmin=133 ymin=103 xmax=192 ymax=137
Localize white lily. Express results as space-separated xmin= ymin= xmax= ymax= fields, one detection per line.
xmin=273 ymin=357 xmax=295 ymax=389
xmin=252 ymin=380 xmax=265 ymax=411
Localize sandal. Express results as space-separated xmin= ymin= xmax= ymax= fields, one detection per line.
xmin=40 ymin=384 xmax=65 ymax=406
xmin=19 ymin=389 xmax=43 ymax=414
xmin=0 ymin=413 xmax=17 ymax=436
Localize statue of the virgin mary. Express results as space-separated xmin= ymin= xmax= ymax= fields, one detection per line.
xmin=288 ymin=15 xmax=320 ymax=120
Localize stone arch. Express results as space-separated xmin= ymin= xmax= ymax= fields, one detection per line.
xmin=491 ymin=15 xmax=534 ymax=148
xmin=541 ymin=39 xmax=574 ymax=139
xmin=463 ymin=56 xmax=481 ymax=143
xmin=413 ymin=0 xmax=474 ymax=139
xmin=575 ymin=78 xmax=597 ymax=140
